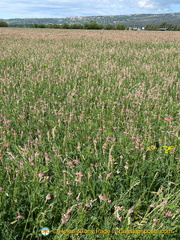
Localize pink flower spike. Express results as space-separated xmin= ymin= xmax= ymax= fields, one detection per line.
xmin=45 ymin=193 xmax=51 ymax=201
xmin=153 ymin=218 xmax=158 ymax=222
xmin=165 ymin=210 xmax=171 ymax=216
xmin=38 ymin=172 xmax=44 ymax=178
xmin=99 ymin=194 xmax=107 ymax=201
xmin=128 ymin=207 xmax=134 ymax=214
xmin=73 ymin=158 xmax=78 ymax=164
xmin=124 ymin=165 xmax=128 ymax=170
xmin=114 ymin=205 xmax=122 ymax=211
xmin=165 ymin=117 xmax=172 ymax=122
xmin=16 ymin=212 xmax=22 ymax=219
xmin=106 ymin=173 xmax=112 ymax=179
xmin=68 ymin=191 xmax=72 ymax=196
xmin=76 ymin=194 xmax=80 ymax=201
xmin=20 ymin=162 xmax=24 ymax=166
xmin=85 ymin=202 xmax=90 ymax=207
xmin=65 ymin=161 xmax=74 ymax=168
xmin=162 ymin=200 xmax=168 ymax=205
xmin=61 ymin=213 xmax=70 ymax=224
xmin=67 ymin=208 xmax=72 ymax=214
xmin=75 ymin=171 xmax=83 ymax=177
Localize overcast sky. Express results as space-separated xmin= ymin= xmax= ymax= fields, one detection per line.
xmin=1 ymin=0 xmax=180 ymax=19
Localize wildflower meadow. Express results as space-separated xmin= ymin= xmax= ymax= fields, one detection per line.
xmin=0 ymin=28 xmax=180 ymax=240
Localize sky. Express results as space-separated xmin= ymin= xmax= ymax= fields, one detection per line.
xmin=1 ymin=0 xmax=180 ymax=19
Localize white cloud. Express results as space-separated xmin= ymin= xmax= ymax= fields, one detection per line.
xmin=0 ymin=0 xmax=180 ymax=18
xmin=137 ymin=0 xmax=180 ymax=11
xmin=138 ymin=0 xmax=158 ymax=10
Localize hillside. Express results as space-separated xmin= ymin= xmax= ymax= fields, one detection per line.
xmin=2 ymin=12 xmax=180 ymax=27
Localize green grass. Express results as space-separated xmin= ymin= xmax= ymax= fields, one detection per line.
xmin=0 ymin=29 xmax=179 ymax=240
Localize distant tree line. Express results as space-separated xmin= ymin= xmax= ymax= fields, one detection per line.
xmin=34 ymin=21 xmax=127 ymax=30
xmin=25 ymin=21 xmax=180 ymax=31
xmin=145 ymin=22 xmax=180 ymax=31
xmin=0 ymin=20 xmax=8 ymax=27
xmin=2 ymin=20 xmax=180 ymax=31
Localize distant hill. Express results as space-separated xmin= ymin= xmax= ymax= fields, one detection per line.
xmin=2 ymin=12 xmax=180 ymax=27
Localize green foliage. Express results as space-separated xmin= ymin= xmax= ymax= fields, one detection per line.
xmin=46 ymin=24 xmax=54 ymax=28
xmin=61 ymin=22 xmax=70 ymax=29
xmin=115 ymin=24 xmax=126 ymax=30
xmin=0 ymin=29 xmax=179 ymax=239
xmin=0 ymin=20 xmax=8 ymax=27
xmin=104 ymin=24 xmax=115 ymax=30
xmin=145 ymin=25 xmax=159 ymax=31
xmin=31 ymin=21 xmax=126 ymax=30
xmin=35 ymin=23 xmax=46 ymax=28
xmin=71 ymin=23 xmax=83 ymax=29
xmin=145 ymin=22 xmax=180 ymax=31
xmin=83 ymin=21 xmax=103 ymax=30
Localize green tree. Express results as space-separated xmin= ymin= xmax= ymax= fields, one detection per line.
xmin=84 ymin=21 xmax=103 ymax=30
xmin=70 ymin=23 xmax=83 ymax=29
xmin=115 ymin=24 xmax=125 ymax=30
xmin=83 ymin=22 xmax=90 ymax=29
xmin=61 ymin=23 xmax=70 ymax=29
xmin=52 ymin=24 xmax=61 ymax=29
xmin=145 ymin=25 xmax=158 ymax=31
xmin=0 ymin=20 xmax=8 ymax=27
xmin=47 ymin=24 xmax=53 ymax=28
xmin=37 ymin=24 xmax=46 ymax=28
xmin=104 ymin=24 xmax=115 ymax=30
xmin=159 ymin=22 xmax=168 ymax=28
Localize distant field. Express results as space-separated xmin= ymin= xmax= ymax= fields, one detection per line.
xmin=0 ymin=28 xmax=179 ymax=240
xmin=1 ymin=28 xmax=180 ymax=41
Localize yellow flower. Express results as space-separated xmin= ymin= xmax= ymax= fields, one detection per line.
xmin=162 ymin=146 xmax=174 ymax=153
xmin=151 ymin=146 xmax=156 ymax=150
xmin=147 ymin=145 xmax=174 ymax=153
xmin=147 ymin=146 xmax=156 ymax=150
xmin=168 ymin=146 xmax=173 ymax=150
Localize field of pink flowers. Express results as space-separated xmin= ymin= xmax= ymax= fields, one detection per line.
xmin=0 ymin=28 xmax=180 ymax=240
